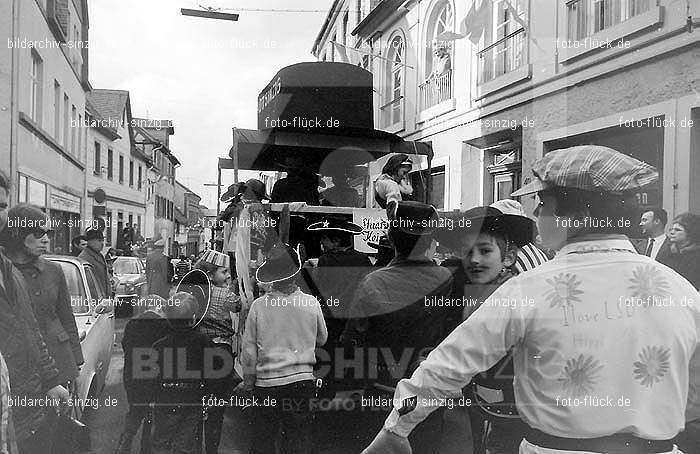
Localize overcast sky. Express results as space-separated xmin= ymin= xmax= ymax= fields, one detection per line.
xmin=88 ymin=0 xmax=330 ymax=209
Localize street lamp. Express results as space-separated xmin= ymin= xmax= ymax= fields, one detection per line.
xmin=181 ymin=8 xmax=239 ymax=21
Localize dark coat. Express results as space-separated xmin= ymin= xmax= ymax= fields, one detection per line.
xmin=13 ymin=257 xmax=83 ymax=384
xmin=0 ymin=252 xmax=60 ymax=441
xmin=121 ymin=310 xmax=172 ymax=404
xmin=146 ymin=251 xmax=171 ymax=299
xmin=79 ymin=246 xmax=111 ymax=297
xmin=633 ymin=236 xmax=672 ymax=262
xmin=659 ymin=245 xmax=700 ymax=289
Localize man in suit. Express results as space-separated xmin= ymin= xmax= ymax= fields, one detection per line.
xmin=146 ymin=239 xmax=172 ymax=299
xmin=638 ymin=208 xmax=671 ymax=261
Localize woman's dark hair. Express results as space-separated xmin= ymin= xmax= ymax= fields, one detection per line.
xmin=0 ymin=203 xmax=47 ymax=252
xmin=672 ymin=212 xmax=700 ymax=244
xmin=541 ymin=187 xmax=639 ymax=235
xmin=381 ymin=154 xmax=411 ymax=177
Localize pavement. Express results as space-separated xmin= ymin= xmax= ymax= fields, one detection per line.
xmin=83 ymin=319 xmax=474 ymax=454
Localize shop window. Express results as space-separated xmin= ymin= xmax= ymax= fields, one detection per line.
xmin=18 ymin=175 xmax=28 ymax=203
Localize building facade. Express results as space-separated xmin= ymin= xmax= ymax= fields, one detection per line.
xmin=313 ymin=0 xmax=700 ymax=223
xmin=133 ymin=119 xmax=179 ymax=256
xmin=86 ymin=89 xmax=149 ymax=254
xmin=174 ymin=180 xmax=204 ymax=257
xmin=1 ymin=0 xmax=90 ymax=254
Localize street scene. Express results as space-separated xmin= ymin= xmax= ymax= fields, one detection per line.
xmin=1 ymin=0 xmax=700 ymax=454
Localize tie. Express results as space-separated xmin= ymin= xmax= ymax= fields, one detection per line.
xmin=644 ymin=238 xmax=655 ymax=257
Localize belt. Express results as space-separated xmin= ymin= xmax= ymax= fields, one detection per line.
xmin=526 ymin=428 xmax=674 ymax=453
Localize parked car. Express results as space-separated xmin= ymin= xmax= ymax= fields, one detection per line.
xmin=112 ymin=256 xmax=148 ymax=317
xmin=45 ymin=255 xmax=115 ymax=420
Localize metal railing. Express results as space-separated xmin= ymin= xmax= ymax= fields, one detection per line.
xmin=419 ymin=70 xmax=453 ymax=111
xmin=567 ymin=0 xmax=653 ymax=41
xmin=478 ymin=28 xmax=526 ymax=84
xmin=379 ymin=96 xmax=403 ymax=128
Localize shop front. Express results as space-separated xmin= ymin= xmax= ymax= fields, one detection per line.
xmin=48 ymin=188 xmax=82 ymax=255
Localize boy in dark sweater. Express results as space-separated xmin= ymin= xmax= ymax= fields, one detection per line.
xmin=150 ymin=292 xmax=225 ymax=454
xmin=115 ymin=295 xmax=172 ymax=454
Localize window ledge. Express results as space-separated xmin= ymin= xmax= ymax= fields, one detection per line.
xmin=560 ymin=7 xmax=663 ymax=63
xmin=382 ymin=122 xmax=405 ymax=135
xmin=475 ymin=64 xmax=532 ymax=100
xmin=18 ymin=112 xmax=84 ymax=170
xmin=417 ymin=98 xmax=457 ymax=124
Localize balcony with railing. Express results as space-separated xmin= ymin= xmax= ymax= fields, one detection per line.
xmin=419 ymin=70 xmax=453 ymax=111
xmin=379 ymin=96 xmax=403 ymax=129
xmin=478 ymin=28 xmax=526 ymax=85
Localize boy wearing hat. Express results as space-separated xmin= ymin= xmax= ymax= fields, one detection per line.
xmin=343 ymin=201 xmax=454 ymax=453
xmin=306 ymin=216 xmax=372 ymax=392
xmin=79 ymin=228 xmax=111 ymax=297
xmin=193 ymin=249 xmax=240 ymax=454
xmin=238 ymin=243 xmax=328 ymax=454
xmin=363 ymin=145 xmax=699 ymax=454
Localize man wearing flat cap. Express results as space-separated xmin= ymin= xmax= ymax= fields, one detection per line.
xmin=146 ymin=239 xmax=172 ymax=299
xmin=363 ymin=145 xmax=700 ymax=454
xmin=343 ymin=201 xmax=453 ymax=453
xmin=79 ymin=228 xmax=111 ymax=297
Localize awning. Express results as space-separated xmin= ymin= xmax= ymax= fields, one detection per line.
xmin=228 ymin=127 xmax=433 ymax=172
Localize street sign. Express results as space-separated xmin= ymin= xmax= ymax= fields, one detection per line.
xmin=93 ymin=188 xmax=106 ymax=204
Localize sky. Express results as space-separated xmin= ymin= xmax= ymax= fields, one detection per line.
xmin=88 ymin=0 xmax=330 ymax=209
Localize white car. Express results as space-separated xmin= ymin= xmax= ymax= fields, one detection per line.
xmin=46 ymin=255 xmax=115 ymax=420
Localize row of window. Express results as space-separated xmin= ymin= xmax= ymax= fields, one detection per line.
xmin=155 ymin=196 xmax=174 ymax=221
xmin=29 ymin=50 xmax=85 ymax=160
xmin=93 ymin=142 xmax=143 ymax=189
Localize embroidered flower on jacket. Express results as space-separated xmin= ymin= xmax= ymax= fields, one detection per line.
xmin=545 ymin=273 xmax=584 ymax=309
xmin=559 ymin=354 xmax=604 ymax=397
xmin=628 ymin=265 xmax=671 ymax=304
xmin=633 ymin=345 xmax=670 ymax=388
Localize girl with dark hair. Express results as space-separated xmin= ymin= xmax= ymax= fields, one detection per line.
xmin=659 ymin=212 xmax=700 ymax=289
xmin=374 ymin=153 xmax=414 ymax=208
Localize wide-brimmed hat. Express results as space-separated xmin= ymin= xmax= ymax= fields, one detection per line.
xmin=198 ymin=249 xmax=230 ymax=268
xmin=387 ymin=201 xmax=440 ymax=236
xmin=511 ymin=145 xmax=658 ymax=197
xmin=307 ymin=216 xmax=363 ymax=235
xmin=438 ymin=206 xmax=535 ymax=250
xmin=255 ymin=243 xmax=302 ymax=284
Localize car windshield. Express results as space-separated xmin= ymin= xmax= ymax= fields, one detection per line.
xmin=55 ymin=261 xmax=89 ymax=314
xmin=114 ymin=258 xmax=139 ymax=275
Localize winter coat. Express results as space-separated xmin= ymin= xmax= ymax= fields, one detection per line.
xmin=79 ymin=247 xmax=111 ymax=297
xmin=0 ymin=252 xmax=60 ymax=441
xmin=146 ymin=251 xmax=171 ymax=299
xmin=12 ymin=257 xmax=84 ymax=384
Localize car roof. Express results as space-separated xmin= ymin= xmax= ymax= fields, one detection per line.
xmin=44 ymin=254 xmax=90 ymax=266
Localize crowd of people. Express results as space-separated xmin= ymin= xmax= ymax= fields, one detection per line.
xmin=1 ymin=143 xmax=700 ymax=454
